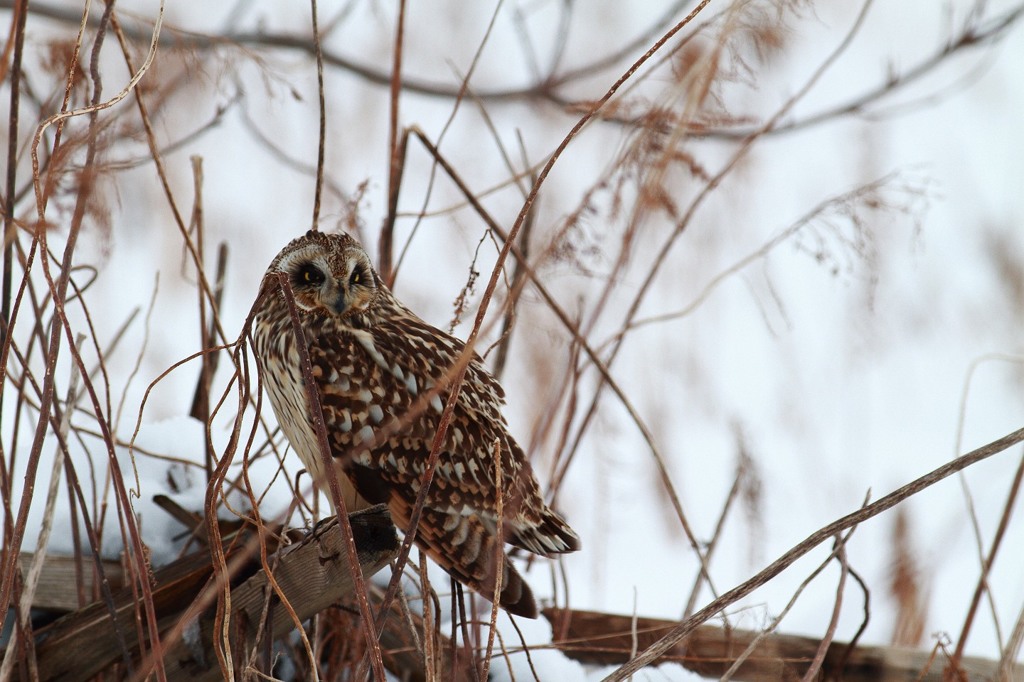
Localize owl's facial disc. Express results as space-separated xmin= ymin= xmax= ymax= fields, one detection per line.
xmin=284 ymin=253 xmax=335 ymax=314
xmin=272 ymin=235 xmax=378 ymax=318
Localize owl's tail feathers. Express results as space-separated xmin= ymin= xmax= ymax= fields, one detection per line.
xmin=491 ymin=558 xmax=537 ymax=619
xmin=507 ymin=506 xmax=581 ymax=557
xmin=416 ymin=508 xmax=539 ymax=619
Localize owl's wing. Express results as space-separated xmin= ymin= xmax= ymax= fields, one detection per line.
xmin=307 ymin=312 xmax=578 ymax=545
xmin=307 ymin=313 xmax=579 ymax=617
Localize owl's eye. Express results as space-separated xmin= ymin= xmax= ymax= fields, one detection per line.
xmin=349 ymin=267 xmax=364 ymax=287
xmin=294 ymin=263 xmax=325 ymax=288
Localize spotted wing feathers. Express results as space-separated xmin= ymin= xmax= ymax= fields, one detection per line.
xmin=305 ymin=294 xmax=579 ymax=618
xmin=395 ymin=495 xmax=537 ymax=618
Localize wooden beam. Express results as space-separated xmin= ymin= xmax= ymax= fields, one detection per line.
xmin=13 ymin=553 xmax=125 ymax=612
xmin=543 ymin=607 xmax=1023 ymax=681
xmin=162 ymin=507 xmax=400 ymax=681
xmin=27 ymin=505 xmax=398 ymax=681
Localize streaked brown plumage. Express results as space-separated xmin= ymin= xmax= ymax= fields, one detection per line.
xmin=250 ymin=230 xmax=579 ymax=618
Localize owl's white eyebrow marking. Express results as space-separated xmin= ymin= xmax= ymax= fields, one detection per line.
xmin=345 ymin=256 xmax=361 ymax=275
xmin=281 ymin=247 xmax=328 ymax=275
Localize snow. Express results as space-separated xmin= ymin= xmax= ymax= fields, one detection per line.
xmin=3 ymin=1 xmax=1024 ymax=678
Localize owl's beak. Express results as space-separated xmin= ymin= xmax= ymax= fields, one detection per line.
xmin=331 ymin=292 xmax=349 ymax=315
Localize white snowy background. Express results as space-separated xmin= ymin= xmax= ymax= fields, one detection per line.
xmin=3 ymin=1 xmax=1024 ymax=679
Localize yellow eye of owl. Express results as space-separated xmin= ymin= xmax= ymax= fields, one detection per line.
xmin=350 ymin=269 xmax=362 ymax=286
xmin=294 ymin=263 xmax=324 ymax=288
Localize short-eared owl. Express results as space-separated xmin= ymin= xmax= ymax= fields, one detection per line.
xmin=251 ymin=230 xmax=579 ymax=618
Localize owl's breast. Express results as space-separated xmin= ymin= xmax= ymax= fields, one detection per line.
xmin=310 ymin=329 xmax=411 ymax=457
xmin=251 ymin=312 xmax=324 ymax=480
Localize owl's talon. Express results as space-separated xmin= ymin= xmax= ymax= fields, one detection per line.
xmin=309 ymin=515 xmax=337 ymax=540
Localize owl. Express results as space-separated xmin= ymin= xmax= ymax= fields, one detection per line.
xmin=250 ymin=230 xmax=579 ymax=618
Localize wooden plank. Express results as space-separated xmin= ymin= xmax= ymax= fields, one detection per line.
xmin=30 ymin=545 xmax=223 ymax=680
xmin=26 ymin=506 xmax=398 ymax=681
xmin=14 ymin=554 xmax=125 ymax=612
xmin=543 ymin=607 xmax=1023 ymax=681
xmin=161 ymin=508 xmax=400 ymax=681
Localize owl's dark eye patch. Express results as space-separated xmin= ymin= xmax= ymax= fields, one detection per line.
xmin=349 ymin=266 xmax=365 ymax=287
xmin=294 ymin=263 xmax=325 ymax=288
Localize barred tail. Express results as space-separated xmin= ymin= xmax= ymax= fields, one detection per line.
xmin=415 ymin=508 xmax=538 ymax=618
xmin=507 ymin=506 xmax=581 ymax=556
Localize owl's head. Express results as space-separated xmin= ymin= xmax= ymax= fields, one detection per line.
xmin=265 ymin=231 xmax=379 ymax=318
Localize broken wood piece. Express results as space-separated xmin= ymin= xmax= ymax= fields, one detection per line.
xmin=25 ymin=505 xmax=398 ymax=681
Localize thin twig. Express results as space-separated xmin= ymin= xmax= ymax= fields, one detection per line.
xmin=405 ymin=125 xmax=716 ymax=589
xmin=683 ymin=440 xmax=747 ymax=619
xmin=309 ymin=0 xmax=326 ymax=231
xmin=0 ymin=2 xmax=166 ymax=654
xmin=389 ymin=0 xmax=505 ymax=284
xmin=8 ymin=0 xmax=1023 ymax=130
xmin=835 ymin=565 xmax=872 ymax=672
xmin=273 ymin=272 xmax=386 ymax=681
xmin=605 ymin=424 xmax=1024 ymax=681
xmin=378 ymin=0 xmax=407 ymax=283
xmin=802 ymin=537 xmax=849 ymax=681
xmin=479 ymin=439 xmax=504 ymax=681
xmin=419 ymin=551 xmax=437 ymax=680
xmin=0 ymin=0 xmax=28 ymax=362
xmin=0 ymin=335 xmax=82 ymax=681
xmin=949 ymin=448 xmax=1024 ymax=673
xmin=721 ymin=524 xmax=859 ymax=681
xmin=1000 ymin=602 xmax=1024 ymax=679
xmin=107 ymin=9 xmax=233 ymax=358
